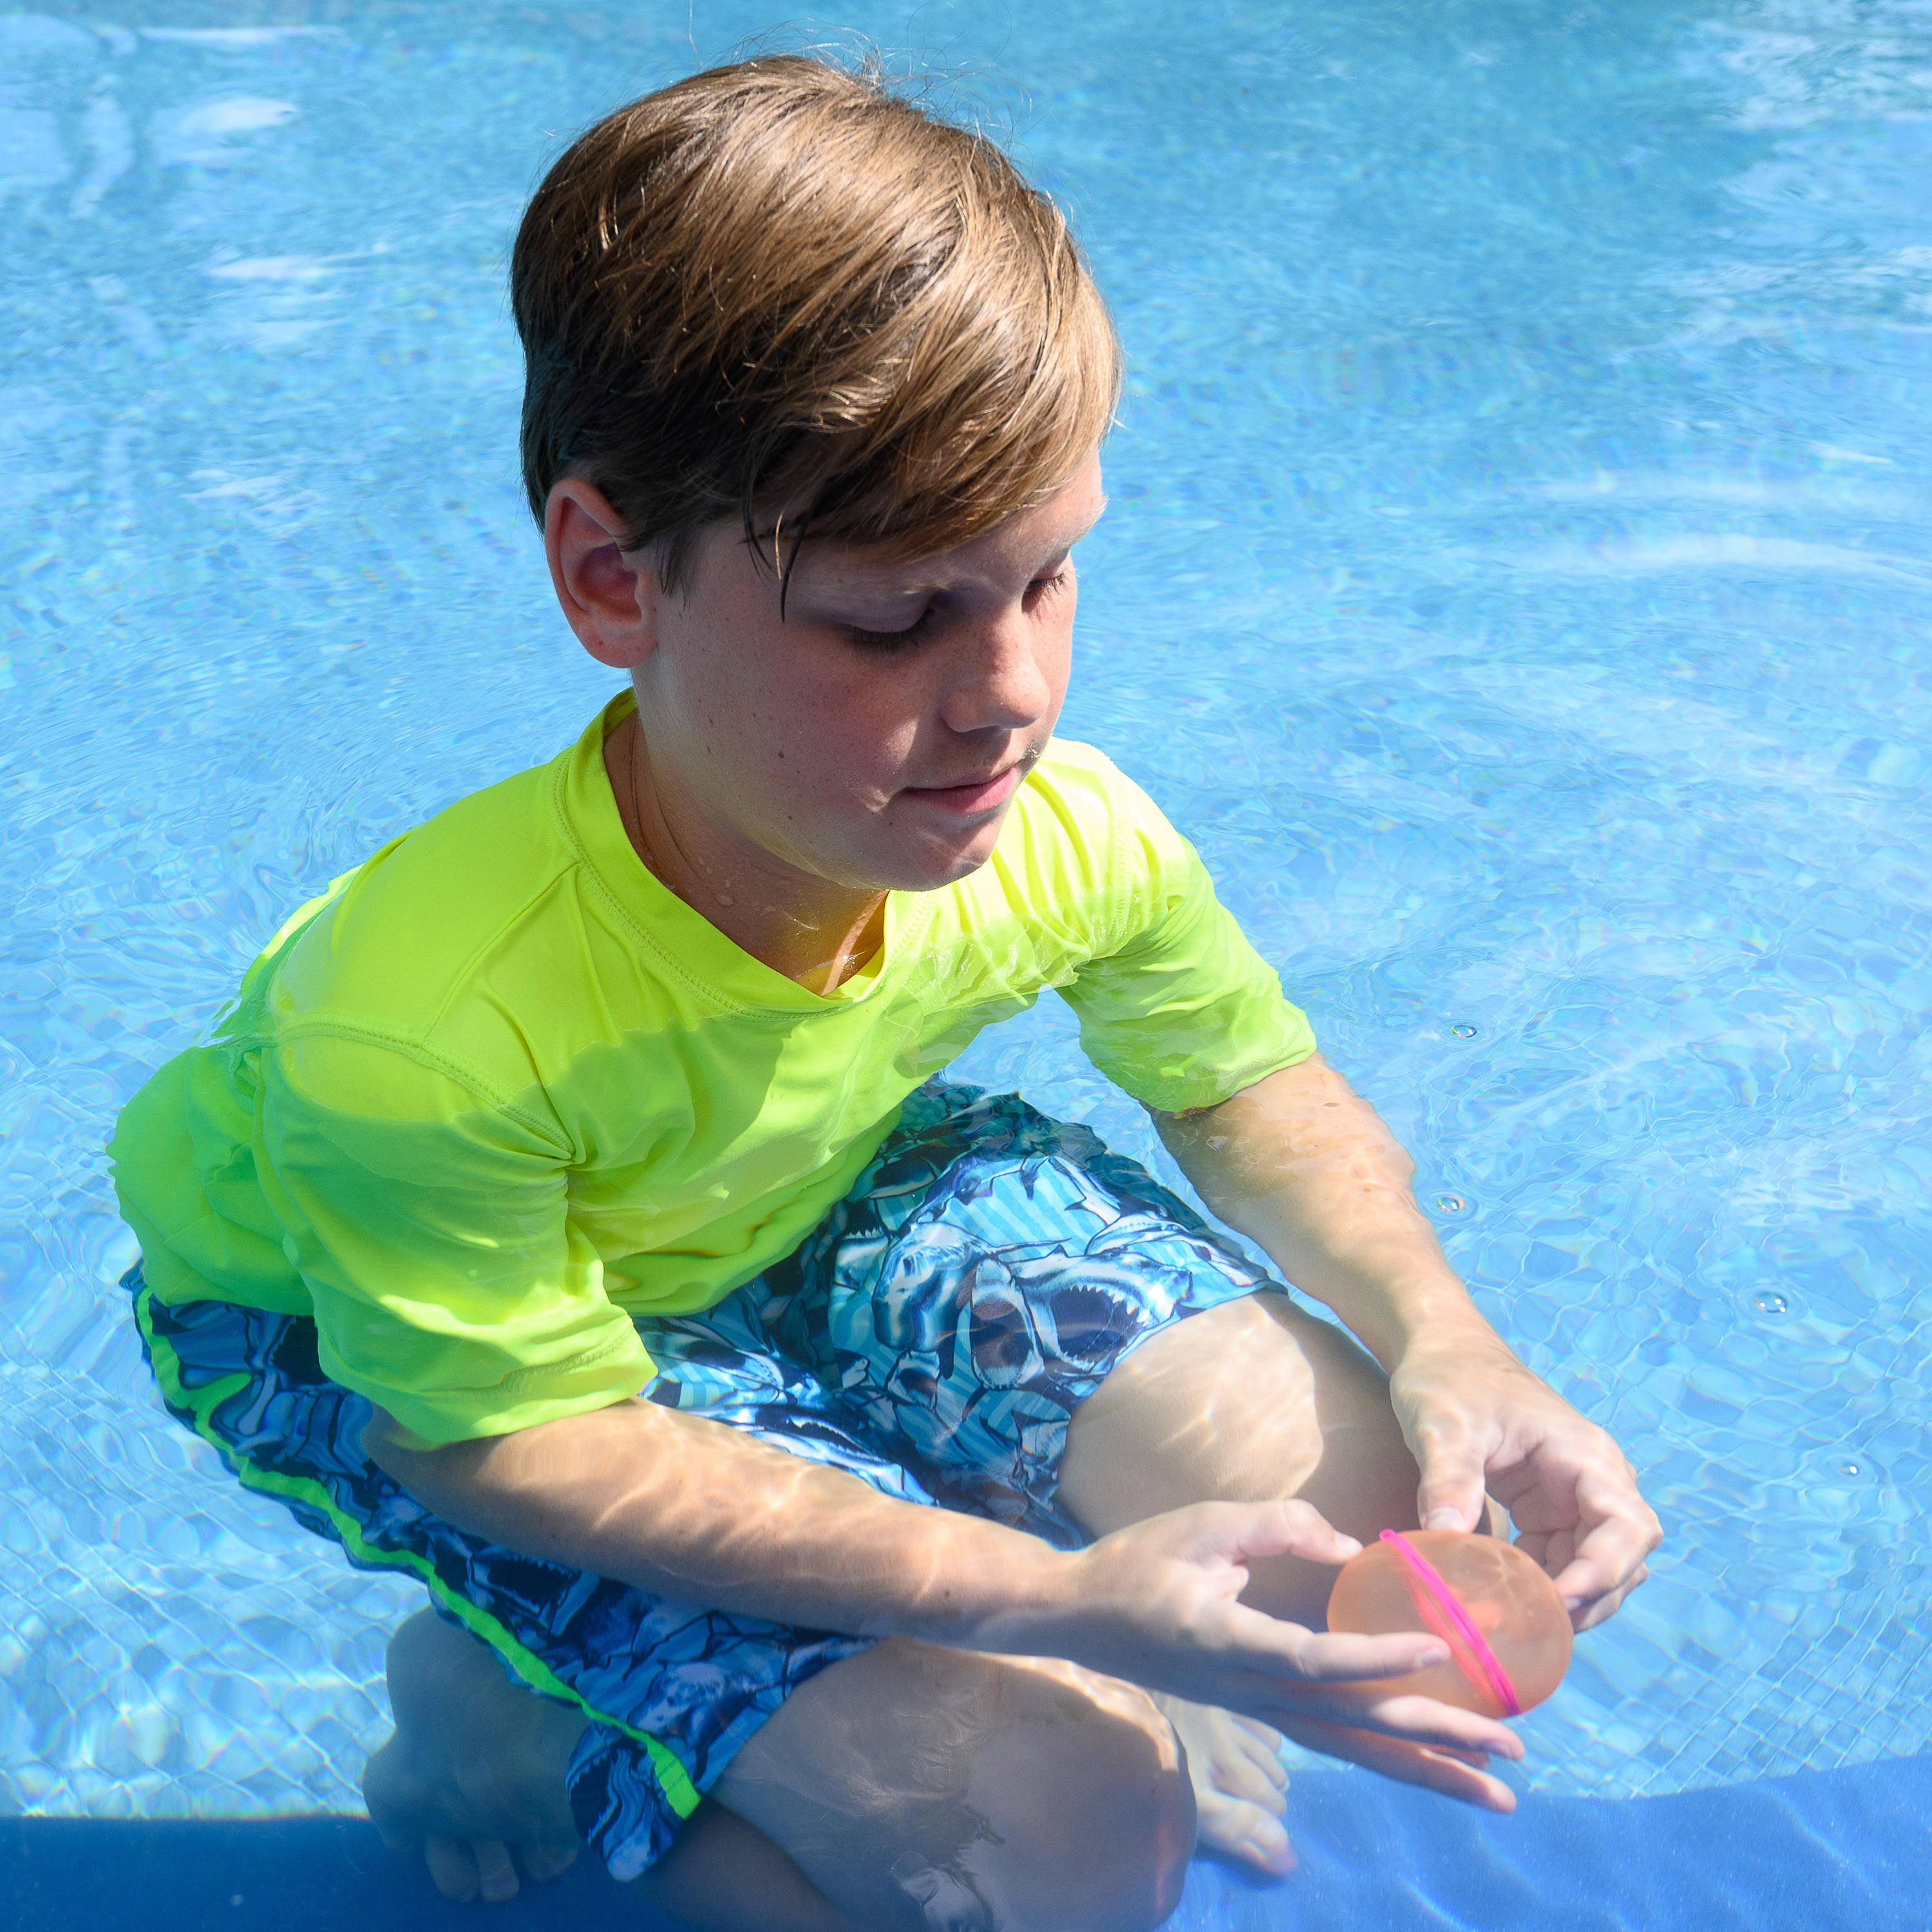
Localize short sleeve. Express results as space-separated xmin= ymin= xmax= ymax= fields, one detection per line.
xmin=1058 ymin=764 xmax=1316 ymax=1113
xmin=253 ymin=1030 xmax=655 ymax=1445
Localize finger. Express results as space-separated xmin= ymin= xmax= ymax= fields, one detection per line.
xmin=1207 ymin=1497 xmax=1365 ymax=1568
xmin=1502 ymin=1490 xmax=1582 ymax=1535
xmin=1220 ymin=1609 xmax=1453 ymax=1685
xmin=1277 ymin=1716 xmax=1517 ymax=1812
xmin=423 ymin=1834 xmax=481 ymax=1903
xmin=471 ymin=1837 xmax=520 ymax=1903
xmin=1569 ymin=1561 xmax=1649 ymax=1633
xmin=1511 ymin=1528 xmax=1551 ymax=1569
xmin=1551 ymin=1486 xmax=1663 ymax=1612
xmin=1327 ymin=1690 xmax=1522 ymax=1761
xmin=1247 ymin=1675 xmax=1522 ymax=1759
xmin=1414 ymin=1431 xmax=1490 ymax=1534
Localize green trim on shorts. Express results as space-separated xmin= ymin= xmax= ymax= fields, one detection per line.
xmin=135 ymin=1282 xmax=703 ymax=1822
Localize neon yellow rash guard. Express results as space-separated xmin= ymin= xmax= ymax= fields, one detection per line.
xmin=109 ymin=693 xmax=1315 ymax=1446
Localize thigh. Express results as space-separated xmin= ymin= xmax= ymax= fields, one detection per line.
xmin=696 ymin=1638 xmax=1191 ymax=1932
xmin=1058 ymin=1293 xmax=1423 ymax=1626
xmin=779 ymin=1083 xmax=1278 ymax=1546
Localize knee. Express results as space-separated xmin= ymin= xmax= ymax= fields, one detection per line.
xmin=973 ymin=1679 xmax=1194 ymax=1932
xmin=1074 ymin=1732 xmax=1194 ymax=1932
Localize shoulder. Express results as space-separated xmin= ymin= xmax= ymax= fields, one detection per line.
xmin=278 ymin=757 xmax=574 ymax=1014
xmin=252 ymin=722 xmax=630 ymax=1113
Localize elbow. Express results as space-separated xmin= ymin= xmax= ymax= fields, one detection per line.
xmin=361 ymin=1405 xmax=488 ymax=1503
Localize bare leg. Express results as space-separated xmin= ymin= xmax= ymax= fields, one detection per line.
xmin=361 ymin=1611 xmax=592 ymax=1904
xmin=363 ymin=1609 xmax=853 ymax=1926
xmin=1057 ymin=1291 xmax=1424 ymax=1873
xmin=705 ymin=1637 xmax=1191 ymax=1932
xmin=363 ymin=1608 xmax=1193 ymax=1932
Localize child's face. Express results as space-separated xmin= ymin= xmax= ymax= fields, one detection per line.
xmin=561 ymin=451 xmax=1104 ymax=902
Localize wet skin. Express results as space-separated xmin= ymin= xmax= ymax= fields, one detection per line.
xmin=357 ymin=458 xmax=1662 ymax=1929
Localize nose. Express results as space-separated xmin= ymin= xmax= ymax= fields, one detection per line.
xmin=938 ymin=601 xmax=1058 ymax=737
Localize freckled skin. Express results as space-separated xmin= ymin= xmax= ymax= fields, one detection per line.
xmin=545 ymin=455 xmax=1102 ymax=987
xmin=357 ymin=449 xmax=1660 ymax=1923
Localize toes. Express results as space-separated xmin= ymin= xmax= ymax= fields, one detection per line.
xmin=1209 ymin=1747 xmax=1290 ymax=1814
xmin=1226 ymin=1719 xmax=1290 ymax=1791
xmin=1197 ymin=1794 xmax=1296 ymax=1877
xmin=363 ymin=1737 xmax=426 ymax=1852
xmin=472 ymin=1838 xmax=521 ymax=1902
xmin=424 ymin=1834 xmax=482 ymax=1902
xmin=1229 ymin=1714 xmax=1288 ymax=1758
xmin=522 ymin=1844 xmax=579 ymax=1884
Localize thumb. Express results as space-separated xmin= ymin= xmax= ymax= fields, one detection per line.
xmin=1414 ymin=1434 xmax=1489 ymax=1534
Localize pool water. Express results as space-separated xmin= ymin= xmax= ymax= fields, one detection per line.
xmin=1 ymin=0 xmax=1927 ymax=1895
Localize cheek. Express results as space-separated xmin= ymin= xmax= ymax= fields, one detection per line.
xmin=797 ymin=666 xmax=922 ymax=761
xmin=1046 ymin=630 xmax=1074 ymax=706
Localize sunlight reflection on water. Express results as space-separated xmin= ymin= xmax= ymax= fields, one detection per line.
xmin=1 ymin=0 xmax=1927 ymax=1821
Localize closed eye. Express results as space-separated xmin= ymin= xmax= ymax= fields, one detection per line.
xmin=843 ymin=566 xmax=1072 ymax=653
xmin=844 ymin=609 xmax=936 ymax=650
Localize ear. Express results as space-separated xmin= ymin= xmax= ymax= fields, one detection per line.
xmin=545 ymin=478 xmax=661 ymax=669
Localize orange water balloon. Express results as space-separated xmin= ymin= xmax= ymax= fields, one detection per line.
xmin=1325 ymin=1530 xmax=1573 ymax=1717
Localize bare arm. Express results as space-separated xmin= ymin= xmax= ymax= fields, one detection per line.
xmin=363 ymin=1389 xmax=1525 ymax=1788
xmin=1154 ymin=1052 xmax=1662 ymax=1627
xmin=1153 ymin=1050 xmax=1482 ymax=1369
xmin=366 ymin=1393 xmax=1072 ymax=1643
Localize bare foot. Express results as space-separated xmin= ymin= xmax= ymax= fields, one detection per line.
xmin=1155 ymin=1695 xmax=1294 ymax=1876
xmin=362 ymin=1607 xmax=589 ymax=1902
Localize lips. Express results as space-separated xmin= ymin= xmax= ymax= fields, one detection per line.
xmin=903 ymin=762 xmax=1026 ymax=815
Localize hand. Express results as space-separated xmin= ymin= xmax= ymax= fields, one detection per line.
xmin=1390 ymin=1323 xmax=1662 ymax=1631
xmin=1011 ymin=1499 xmax=1524 ymax=1809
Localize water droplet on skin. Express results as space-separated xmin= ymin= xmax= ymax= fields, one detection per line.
xmin=1435 ymin=1195 xmax=1465 ymax=1214
xmin=1450 ymin=1023 xmax=1479 ymax=1039
xmin=1752 ymin=1291 xmax=1788 ymax=1316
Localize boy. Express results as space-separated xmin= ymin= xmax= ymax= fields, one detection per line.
xmin=111 ymin=55 xmax=1659 ymax=1932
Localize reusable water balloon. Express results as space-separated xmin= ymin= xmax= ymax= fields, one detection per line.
xmin=1326 ymin=1529 xmax=1573 ymax=1717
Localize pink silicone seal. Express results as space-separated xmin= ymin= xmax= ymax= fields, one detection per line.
xmin=1379 ymin=1529 xmax=1525 ymax=1716
xmin=1326 ymin=1527 xmax=1573 ymax=1716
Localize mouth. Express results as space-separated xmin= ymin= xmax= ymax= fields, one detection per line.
xmin=901 ymin=761 xmax=1029 ymax=816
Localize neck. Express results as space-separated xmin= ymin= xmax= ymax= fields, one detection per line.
xmin=605 ymin=712 xmax=886 ymax=991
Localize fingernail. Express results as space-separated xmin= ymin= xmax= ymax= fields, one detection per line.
xmin=1424 ymin=1508 xmax=1463 ymax=1531
xmin=1334 ymin=1533 xmax=1363 ymax=1555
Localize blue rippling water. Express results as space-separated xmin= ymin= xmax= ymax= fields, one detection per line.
xmin=0 ymin=0 xmax=1926 ymax=1832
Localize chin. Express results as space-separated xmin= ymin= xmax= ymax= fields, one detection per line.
xmin=871 ymin=823 xmax=1006 ymax=893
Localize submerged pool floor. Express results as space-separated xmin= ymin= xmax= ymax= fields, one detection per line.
xmin=2 ymin=0 xmax=1930 ymax=1895
xmin=10 ymin=1755 xmax=1929 ymax=1931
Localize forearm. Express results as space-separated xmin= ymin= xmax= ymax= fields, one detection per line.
xmin=1160 ymin=1055 xmax=1661 ymax=1613
xmin=1155 ymin=1052 xmax=1500 ymax=1370
xmin=365 ymin=1394 xmax=1076 ymax=1647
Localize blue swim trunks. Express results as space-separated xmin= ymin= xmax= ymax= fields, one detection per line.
xmin=129 ymin=1083 xmax=1282 ymax=1881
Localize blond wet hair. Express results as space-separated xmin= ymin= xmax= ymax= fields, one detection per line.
xmin=511 ymin=54 xmax=1122 ymax=587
